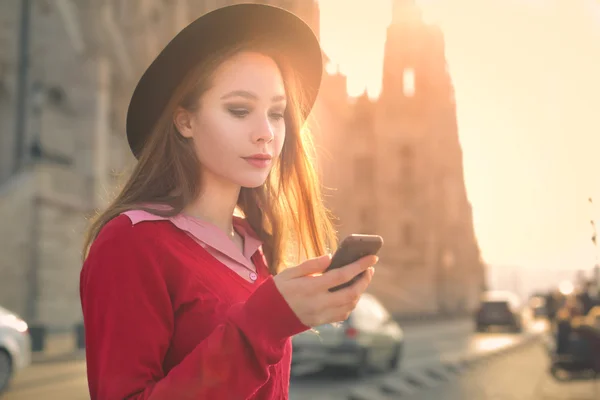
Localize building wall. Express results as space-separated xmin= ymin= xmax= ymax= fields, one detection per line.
xmin=0 ymin=1 xmax=95 ymax=327
xmin=0 ymin=0 xmax=179 ymax=328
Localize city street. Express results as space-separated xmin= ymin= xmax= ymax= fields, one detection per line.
xmin=403 ymin=339 xmax=599 ymax=400
xmin=0 ymin=2 xmax=599 ymax=400
xmin=290 ymin=317 xmax=547 ymax=399
xmin=3 ymin=317 xmax=562 ymax=400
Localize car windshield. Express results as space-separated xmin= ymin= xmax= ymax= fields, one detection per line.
xmin=481 ymin=301 xmax=510 ymax=313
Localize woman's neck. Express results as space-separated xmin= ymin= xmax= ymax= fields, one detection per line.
xmin=184 ymin=175 xmax=241 ymax=237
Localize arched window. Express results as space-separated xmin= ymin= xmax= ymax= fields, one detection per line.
xmin=402 ymin=67 xmax=415 ymax=97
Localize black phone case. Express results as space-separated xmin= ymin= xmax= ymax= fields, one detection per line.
xmin=327 ymin=235 xmax=383 ymax=292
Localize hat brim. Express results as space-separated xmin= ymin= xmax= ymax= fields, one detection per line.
xmin=125 ymin=4 xmax=323 ymax=159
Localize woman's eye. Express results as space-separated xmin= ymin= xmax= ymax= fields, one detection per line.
xmin=269 ymin=112 xmax=285 ymax=121
xmin=228 ymin=108 xmax=250 ymax=118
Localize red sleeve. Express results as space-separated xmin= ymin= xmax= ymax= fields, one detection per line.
xmin=80 ymin=218 xmax=308 ymax=400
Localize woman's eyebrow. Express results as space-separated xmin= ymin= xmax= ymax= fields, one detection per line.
xmin=220 ymin=90 xmax=286 ymax=102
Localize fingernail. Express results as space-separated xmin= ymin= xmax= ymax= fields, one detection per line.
xmin=374 ymin=256 xmax=379 ymax=264
xmin=369 ymin=266 xmax=375 ymax=276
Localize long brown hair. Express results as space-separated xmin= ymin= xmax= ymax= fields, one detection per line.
xmin=82 ymin=42 xmax=337 ymax=274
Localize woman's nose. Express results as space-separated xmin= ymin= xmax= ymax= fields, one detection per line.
xmin=252 ymin=116 xmax=275 ymax=144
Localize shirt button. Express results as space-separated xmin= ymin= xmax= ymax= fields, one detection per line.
xmin=249 ymin=272 xmax=258 ymax=281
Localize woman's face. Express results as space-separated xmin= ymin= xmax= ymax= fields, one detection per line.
xmin=175 ymin=51 xmax=287 ymax=189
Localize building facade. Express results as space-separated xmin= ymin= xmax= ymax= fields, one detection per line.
xmin=0 ymin=0 xmax=189 ymax=329
xmin=0 ymin=0 xmax=483 ymax=333
xmin=327 ymin=0 xmax=485 ymax=316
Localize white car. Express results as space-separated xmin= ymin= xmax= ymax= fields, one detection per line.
xmin=292 ymin=293 xmax=403 ymax=376
xmin=0 ymin=306 xmax=31 ymax=393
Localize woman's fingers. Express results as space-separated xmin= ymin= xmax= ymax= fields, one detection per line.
xmin=311 ymin=255 xmax=377 ymax=291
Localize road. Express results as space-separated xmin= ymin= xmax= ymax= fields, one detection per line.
xmin=402 ymin=339 xmax=599 ymax=400
xmin=4 ymin=359 xmax=87 ymax=400
xmin=289 ymin=318 xmax=547 ymax=399
xmin=3 ymin=318 xmax=557 ymax=400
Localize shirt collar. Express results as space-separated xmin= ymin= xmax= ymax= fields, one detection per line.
xmin=122 ymin=209 xmax=262 ymax=268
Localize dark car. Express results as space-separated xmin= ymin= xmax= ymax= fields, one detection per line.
xmin=528 ymin=295 xmax=547 ymax=319
xmin=475 ymin=291 xmax=524 ymax=333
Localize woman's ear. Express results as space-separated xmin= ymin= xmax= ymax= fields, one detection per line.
xmin=173 ymin=107 xmax=194 ymax=139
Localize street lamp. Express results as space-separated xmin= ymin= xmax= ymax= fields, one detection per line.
xmin=589 ymin=197 xmax=600 ymax=294
xmin=13 ymin=0 xmax=32 ymax=174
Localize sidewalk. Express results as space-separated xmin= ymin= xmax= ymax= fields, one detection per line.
xmin=31 ymin=332 xmax=85 ymax=364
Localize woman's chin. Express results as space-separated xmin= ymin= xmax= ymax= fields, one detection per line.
xmin=240 ymin=180 xmax=268 ymax=189
xmin=237 ymin=174 xmax=270 ymax=189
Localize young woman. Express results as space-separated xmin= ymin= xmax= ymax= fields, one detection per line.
xmin=80 ymin=4 xmax=377 ymax=399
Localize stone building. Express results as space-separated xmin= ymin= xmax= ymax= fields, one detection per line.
xmin=0 ymin=0 xmax=191 ymax=331
xmin=0 ymin=0 xmax=484 ymax=335
xmin=332 ymin=0 xmax=485 ymax=316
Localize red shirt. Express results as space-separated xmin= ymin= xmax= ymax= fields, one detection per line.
xmin=121 ymin=209 xmax=262 ymax=282
xmin=80 ymin=215 xmax=309 ymax=399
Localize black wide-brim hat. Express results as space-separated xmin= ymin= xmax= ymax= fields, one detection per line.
xmin=126 ymin=4 xmax=323 ymax=159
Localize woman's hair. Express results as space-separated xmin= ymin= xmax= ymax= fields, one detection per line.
xmin=82 ymin=42 xmax=337 ymax=274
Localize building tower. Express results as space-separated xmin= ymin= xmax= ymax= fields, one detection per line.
xmin=369 ymin=0 xmax=484 ymax=315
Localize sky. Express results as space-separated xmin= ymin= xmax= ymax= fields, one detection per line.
xmin=317 ymin=0 xmax=600 ymax=286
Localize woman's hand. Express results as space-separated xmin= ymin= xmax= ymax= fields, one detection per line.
xmin=273 ymin=254 xmax=377 ymax=327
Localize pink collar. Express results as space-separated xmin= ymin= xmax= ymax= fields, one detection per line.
xmin=123 ymin=209 xmax=262 ymax=269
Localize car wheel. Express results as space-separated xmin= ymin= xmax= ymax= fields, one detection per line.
xmin=388 ymin=344 xmax=401 ymax=371
xmin=349 ymin=348 xmax=370 ymax=377
xmin=549 ymin=364 xmax=571 ymax=382
xmin=511 ymin=321 xmax=523 ymax=333
xmin=0 ymin=349 xmax=13 ymax=394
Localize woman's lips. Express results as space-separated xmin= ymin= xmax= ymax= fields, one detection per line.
xmin=243 ymin=154 xmax=272 ymax=168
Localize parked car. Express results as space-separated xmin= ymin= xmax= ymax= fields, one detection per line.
xmin=292 ymin=293 xmax=403 ymax=376
xmin=475 ymin=291 xmax=524 ymax=333
xmin=0 ymin=306 xmax=31 ymax=393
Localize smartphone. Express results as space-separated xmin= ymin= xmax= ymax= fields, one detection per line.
xmin=325 ymin=234 xmax=384 ymax=292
